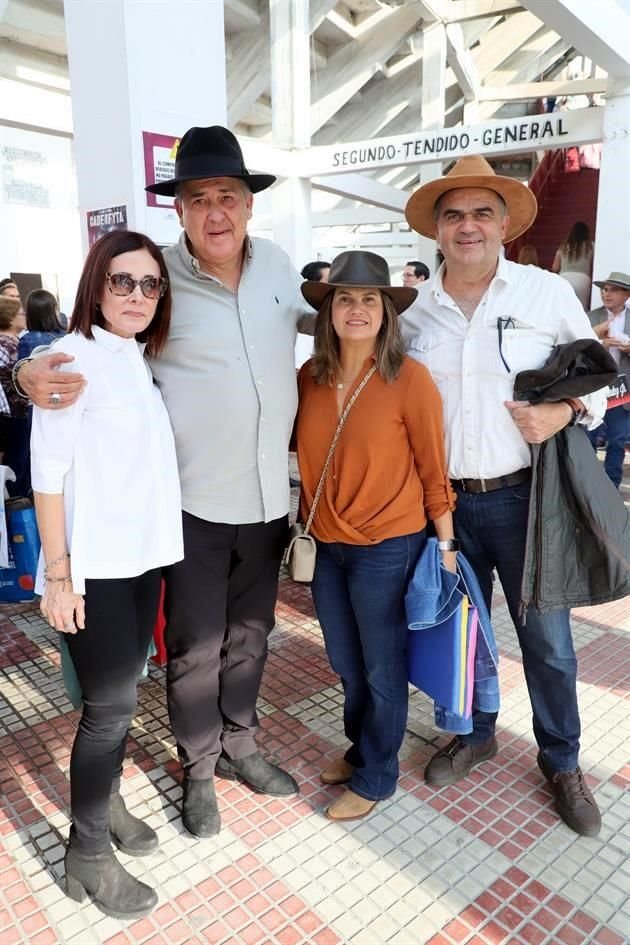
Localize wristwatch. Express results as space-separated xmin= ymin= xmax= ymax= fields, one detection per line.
xmin=563 ymin=398 xmax=586 ymax=427
xmin=438 ymin=539 xmax=461 ymax=552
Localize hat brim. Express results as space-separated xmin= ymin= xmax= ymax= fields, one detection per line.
xmin=145 ymin=171 xmax=277 ymax=196
xmin=301 ymin=282 xmax=417 ymax=316
xmin=593 ymin=279 xmax=630 ymax=290
xmin=405 ymin=173 xmax=538 ymax=243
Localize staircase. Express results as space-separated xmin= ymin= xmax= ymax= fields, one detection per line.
xmin=507 ymin=150 xmax=599 ymax=269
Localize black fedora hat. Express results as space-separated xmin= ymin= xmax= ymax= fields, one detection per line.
xmin=145 ymin=125 xmax=276 ymax=197
xmin=301 ymin=251 xmax=417 ymax=315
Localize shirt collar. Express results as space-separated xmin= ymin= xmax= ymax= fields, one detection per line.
xmin=92 ymin=325 xmax=145 ymax=354
xmin=430 ymin=253 xmax=512 ymax=302
xmin=178 ymin=231 xmax=252 ymax=281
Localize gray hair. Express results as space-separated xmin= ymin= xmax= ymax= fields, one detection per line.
xmin=174 ymin=178 xmax=251 ymax=201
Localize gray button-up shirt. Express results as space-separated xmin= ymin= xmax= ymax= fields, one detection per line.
xmin=150 ymin=233 xmax=314 ymax=525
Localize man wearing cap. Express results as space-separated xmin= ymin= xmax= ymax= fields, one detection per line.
xmin=15 ymin=126 xmax=314 ymax=838
xmin=587 ymin=272 xmax=630 ymax=488
xmin=400 ymin=155 xmax=607 ymax=837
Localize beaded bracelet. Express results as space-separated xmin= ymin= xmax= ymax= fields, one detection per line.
xmin=44 ymin=552 xmax=70 ymax=577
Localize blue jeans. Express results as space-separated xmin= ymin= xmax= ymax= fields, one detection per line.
xmin=311 ymin=531 xmax=426 ymax=801
xmin=587 ymin=405 xmax=629 ymax=489
xmin=454 ymin=481 xmax=580 ymax=773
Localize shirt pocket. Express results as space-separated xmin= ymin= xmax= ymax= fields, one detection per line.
xmin=494 ymin=320 xmax=553 ymax=376
xmin=407 ymin=333 xmax=453 ymax=413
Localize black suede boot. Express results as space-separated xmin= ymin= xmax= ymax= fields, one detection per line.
xmin=215 ymin=751 xmax=299 ymax=796
xmin=64 ymin=845 xmax=157 ymax=919
xmin=182 ymin=777 xmax=221 ymax=838
xmin=110 ymin=792 xmax=159 ymax=856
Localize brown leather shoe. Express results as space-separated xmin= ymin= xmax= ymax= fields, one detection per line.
xmin=325 ymin=790 xmax=377 ymax=822
xmin=424 ymin=736 xmax=498 ymax=787
xmin=537 ymin=753 xmax=601 ymax=837
xmin=320 ymin=758 xmax=354 ymax=785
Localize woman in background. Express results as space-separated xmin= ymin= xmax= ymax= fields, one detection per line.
xmin=552 ymin=221 xmax=594 ymax=308
xmin=18 ymin=289 xmax=65 ymax=361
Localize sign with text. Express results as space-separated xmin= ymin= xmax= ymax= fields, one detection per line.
xmin=300 ymin=107 xmax=604 ymax=177
xmin=607 ymin=374 xmax=630 ymax=408
xmin=86 ymin=204 xmax=127 ymax=248
xmin=143 ymin=131 xmax=179 ymax=208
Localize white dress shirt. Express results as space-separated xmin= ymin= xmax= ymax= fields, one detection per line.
xmin=151 ymin=234 xmax=314 ymax=525
xmin=31 ymin=327 xmax=183 ymax=594
xmin=606 ymin=309 xmax=629 ymax=367
xmin=400 ymin=256 xmax=607 ymax=480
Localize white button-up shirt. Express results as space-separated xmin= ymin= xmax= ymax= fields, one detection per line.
xmin=400 ymin=257 xmax=607 ymax=480
xmin=151 ymin=233 xmax=314 ymax=525
xmin=31 ymin=327 xmax=183 ymax=594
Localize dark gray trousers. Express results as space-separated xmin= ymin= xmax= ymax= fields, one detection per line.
xmin=164 ymin=512 xmax=288 ymax=779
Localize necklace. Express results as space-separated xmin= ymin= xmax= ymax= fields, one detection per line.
xmin=336 ymin=382 xmax=345 ymax=390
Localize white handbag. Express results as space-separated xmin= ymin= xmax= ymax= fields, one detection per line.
xmin=285 ymin=365 xmax=376 ymax=582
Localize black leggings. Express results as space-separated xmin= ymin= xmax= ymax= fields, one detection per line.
xmin=66 ymin=569 xmax=161 ymax=853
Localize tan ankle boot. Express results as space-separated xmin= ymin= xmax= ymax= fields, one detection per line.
xmin=320 ymin=758 xmax=354 ymax=785
xmin=325 ymin=790 xmax=377 ymax=822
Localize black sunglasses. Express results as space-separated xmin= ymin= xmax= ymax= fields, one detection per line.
xmin=106 ymin=272 xmax=168 ymax=300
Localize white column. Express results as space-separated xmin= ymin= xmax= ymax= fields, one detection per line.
xmin=417 ymin=23 xmax=447 ymax=272
xmin=591 ymin=79 xmax=630 ymax=303
xmin=64 ymin=0 xmax=226 ymax=251
xmin=270 ymin=0 xmax=312 ymax=268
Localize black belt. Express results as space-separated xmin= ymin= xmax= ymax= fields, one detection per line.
xmin=451 ymin=468 xmax=531 ymax=494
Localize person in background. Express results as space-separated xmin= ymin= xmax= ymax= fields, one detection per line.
xmin=551 ymin=221 xmax=594 ymax=309
xmin=402 ymin=260 xmax=430 ymax=287
xmin=587 ymin=271 xmax=630 ymax=489
xmin=301 ymin=260 xmax=331 ymax=284
xmin=0 ymin=296 xmax=28 ymax=491
xmin=401 ymin=154 xmax=606 ymax=838
xmin=0 ymin=279 xmax=21 ymax=304
xmin=31 ymin=230 xmax=183 ymax=919
xmin=517 ymin=244 xmax=540 ymax=267
xmin=18 ymin=290 xmax=65 ymax=360
xmin=295 ymin=251 xmax=456 ymax=822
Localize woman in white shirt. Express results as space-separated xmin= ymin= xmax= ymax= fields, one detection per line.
xmin=31 ymin=230 xmax=183 ymax=920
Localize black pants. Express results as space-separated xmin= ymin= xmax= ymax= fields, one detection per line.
xmin=165 ymin=512 xmax=288 ymax=779
xmin=66 ymin=569 xmax=161 ymax=853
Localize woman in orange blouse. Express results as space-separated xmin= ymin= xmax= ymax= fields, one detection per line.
xmin=295 ymin=251 xmax=456 ymax=821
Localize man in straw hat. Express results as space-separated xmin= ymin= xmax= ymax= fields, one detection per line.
xmin=400 ymin=154 xmax=607 ymax=837
xmin=587 ymin=271 xmax=630 ymax=488
xmin=16 ymin=126 xmax=315 ymax=838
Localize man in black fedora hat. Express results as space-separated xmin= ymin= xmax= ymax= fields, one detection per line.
xmin=16 ymin=125 xmax=315 ymax=839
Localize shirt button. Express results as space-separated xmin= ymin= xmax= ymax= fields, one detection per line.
xmin=249 ymin=344 xmax=254 ymax=350
xmin=261 ymin=454 xmax=266 ymax=460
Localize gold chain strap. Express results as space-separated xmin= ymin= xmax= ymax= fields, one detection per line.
xmin=304 ymin=364 xmax=376 ymax=536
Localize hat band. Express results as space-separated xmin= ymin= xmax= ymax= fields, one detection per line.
xmin=173 ymin=156 xmax=249 ymax=180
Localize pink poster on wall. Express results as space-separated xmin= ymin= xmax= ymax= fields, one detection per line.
xmin=142 ymin=132 xmax=180 ymax=208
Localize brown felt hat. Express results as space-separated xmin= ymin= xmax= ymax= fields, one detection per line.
xmin=405 ymin=154 xmax=538 ymax=243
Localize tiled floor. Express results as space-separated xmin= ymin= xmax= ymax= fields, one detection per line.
xmin=0 ymin=468 xmax=628 ymax=945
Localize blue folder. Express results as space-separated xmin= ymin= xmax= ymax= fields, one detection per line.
xmin=407 ymin=597 xmax=470 ymax=715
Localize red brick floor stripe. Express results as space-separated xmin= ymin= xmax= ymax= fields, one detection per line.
xmin=572 ymin=630 xmax=630 ymax=695
xmin=430 ymin=869 xmax=626 ymax=945
xmin=0 ymin=620 xmax=42 ymax=669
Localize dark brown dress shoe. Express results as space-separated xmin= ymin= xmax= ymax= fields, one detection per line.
xmin=424 ymin=736 xmax=498 ymax=787
xmin=537 ymin=753 xmax=601 ymax=837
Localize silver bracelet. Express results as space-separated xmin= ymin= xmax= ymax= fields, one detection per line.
xmin=12 ymin=358 xmax=32 ymax=400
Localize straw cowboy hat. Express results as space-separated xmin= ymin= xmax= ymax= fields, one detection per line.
xmin=301 ymin=251 xmax=417 ymax=315
xmin=405 ymin=154 xmax=538 ymax=243
xmin=145 ymin=125 xmax=276 ymax=197
xmin=593 ymin=271 xmax=630 ymax=291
